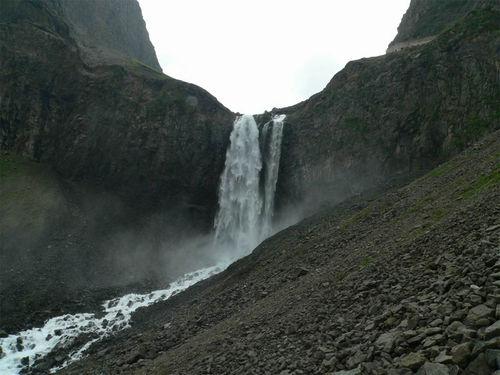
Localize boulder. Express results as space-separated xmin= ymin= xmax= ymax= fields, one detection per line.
xmin=400 ymin=352 xmax=426 ymax=370
xmin=466 ymin=305 xmax=493 ymax=326
xmin=451 ymin=342 xmax=472 ymax=366
xmin=484 ymin=320 xmax=500 ymax=339
xmin=416 ymin=362 xmax=449 ymax=375
xmin=329 ymin=367 xmax=361 ymax=375
xmin=465 ymin=353 xmax=493 ymax=374
xmin=376 ymin=332 xmax=398 ymax=353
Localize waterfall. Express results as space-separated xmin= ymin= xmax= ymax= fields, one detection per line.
xmin=214 ymin=114 xmax=264 ymax=254
xmin=260 ymin=114 xmax=286 ymax=238
xmin=214 ymin=113 xmax=285 ymax=257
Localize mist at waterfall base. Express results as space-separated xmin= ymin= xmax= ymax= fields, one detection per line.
xmin=0 ymin=114 xmax=293 ymax=374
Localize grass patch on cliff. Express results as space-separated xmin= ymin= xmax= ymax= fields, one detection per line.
xmin=360 ymin=256 xmax=373 ymax=269
xmin=428 ymin=160 xmax=456 ymax=178
xmin=452 ymin=115 xmax=492 ymax=150
xmin=340 ymin=205 xmax=373 ymax=230
xmin=0 ymin=153 xmax=27 ymax=178
xmin=461 ymin=168 xmax=500 ymax=199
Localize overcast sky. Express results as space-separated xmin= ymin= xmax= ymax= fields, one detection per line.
xmin=139 ymin=0 xmax=411 ymax=114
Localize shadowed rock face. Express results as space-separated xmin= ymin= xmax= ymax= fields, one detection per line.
xmin=59 ymin=0 xmax=162 ymax=70
xmin=273 ymin=7 xmax=500 ymax=213
xmin=0 ymin=0 xmax=234 ymax=222
xmin=0 ymin=0 xmax=234 ymax=332
xmin=388 ymin=0 xmax=499 ymax=49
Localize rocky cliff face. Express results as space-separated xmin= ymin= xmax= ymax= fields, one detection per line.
xmin=273 ymin=7 xmax=499 ymax=213
xmin=0 ymin=0 xmax=234 ymax=224
xmin=0 ymin=0 xmax=235 ymax=332
xmin=60 ymin=0 xmax=162 ymax=70
xmin=387 ymin=0 xmax=498 ymax=52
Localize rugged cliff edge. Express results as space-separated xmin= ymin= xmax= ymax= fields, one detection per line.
xmin=60 ymin=0 xmax=162 ymax=70
xmin=388 ymin=0 xmax=499 ymax=52
xmin=0 ymin=0 xmax=234 ymax=332
xmin=273 ymin=6 xmax=499 ymax=214
xmin=0 ymin=0 xmax=234 ymax=215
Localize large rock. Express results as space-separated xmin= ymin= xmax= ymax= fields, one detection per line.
xmin=465 ymin=353 xmax=493 ymax=375
xmin=400 ymin=352 xmax=426 ymax=370
xmin=484 ymin=320 xmax=500 ymax=339
xmin=416 ymin=362 xmax=449 ymax=375
xmin=375 ymin=332 xmax=398 ymax=353
xmin=451 ymin=342 xmax=472 ymax=366
xmin=466 ymin=305 xmax=494 ymax=326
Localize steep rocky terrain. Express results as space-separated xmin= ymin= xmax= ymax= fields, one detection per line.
xmin=0 ymin=0 xmax=234 ymax=216
xmin=60 ymin=0 xmax=162 ymax=70
xmin=55 ymin=130 xmax=500 ymax=375
xmin=0 ymin=0 xmax=233 ymax=332
xmin=273 ymin=5 xmax=499 ymax=213
xmin=388 ymin=0 xmax=498 ymax=50
xmin=1 ymin=0 xmax=499 ymax=366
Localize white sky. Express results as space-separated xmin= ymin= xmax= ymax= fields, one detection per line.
xmin=139 ymin=0 xmax=411 ymax=114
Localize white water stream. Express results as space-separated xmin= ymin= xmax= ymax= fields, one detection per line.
xmin=214 ymin=114 xmax=286 ymax=256
xmin=214 ymin=114 xmax=264 ymax=254
xmin=0 ymin=265 xmax=224 ymax=374
xmin=260 ymin=114 xmax=286 ymax=238
xmin=0 ymin=113 xmax=286 ymax=374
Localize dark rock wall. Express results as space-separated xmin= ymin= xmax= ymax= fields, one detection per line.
xmin=275 ymin=8 xmax=500 ymax=211
xmin=389 ymin=0 xmax=499 ymax=48
xmin=60 ymin=0 xmax=162 ymax=70
xmin=0 ymin=0 xmax=234 ymax=225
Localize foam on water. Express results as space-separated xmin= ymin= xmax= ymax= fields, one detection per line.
xmin=214 ymin=114 xmax=264 ymax=256
xmin=213 ymin=114 xmax=286 ymax=257
xmin=0 ymin=265 xmax=224 ymax=374
xmin=0 ymin=114 xmax=287 ymax=374
xmin=260 ymin=114 xmax=286 ymax=238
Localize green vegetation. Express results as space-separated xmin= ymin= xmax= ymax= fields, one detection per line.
xmin=452 ymin=115 xmax=492 ymax=149
xmin=461 ymin=167 xmax=500 ymax=199
xmin=430 ymin=208 xmax=446 ymax=222
xmin=0 ymin=153 xmax=28 ymax=179
xmin=340 ymin=205 xmax=373 ymax=230
xmin=428 ymin=160 xmax=456 ymax=178
xmin=128 ymin=59 xmax=165 ymax=79
xmin=406 ymin=0 xmax=471 ymax=40
xmin=360 ymin=256 xmax=373 ymax=269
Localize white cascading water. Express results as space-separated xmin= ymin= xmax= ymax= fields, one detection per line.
xmin=213 ymin=114 xmax=264 ymax=255
xmin=0 ymin=266 xmax=225 ymax=374
xmin=260 ymin=114 xmax=286 ymax=238
xmin=0 ymin=113 xmax=286 ymax=375
xmin=214 ymin=113 xmax=286 ymax=257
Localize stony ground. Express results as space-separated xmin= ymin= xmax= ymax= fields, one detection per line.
xmin=48 ymin=132 xmax=499 ymax=375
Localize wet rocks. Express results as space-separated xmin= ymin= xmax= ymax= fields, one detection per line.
xmin=399 ymin=352 xmax=426 ymax=370
xmin=466 ymin=305 xmax=493 ymax=327
xmin=416 ymin=362 xmax=449 ymax=375
xmin=484 ymin=320 xmax=500 ymax=339
xmin=450 ymin=342 xmax=472 ymax=366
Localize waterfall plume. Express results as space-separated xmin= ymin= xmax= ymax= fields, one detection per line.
xmin=214 ymin=115 xmax=264 ymax=254
xmin=214 ymin=114 xmax=285 ymax=258
xmin=260 ymin=114 xmax=286 ymax=238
